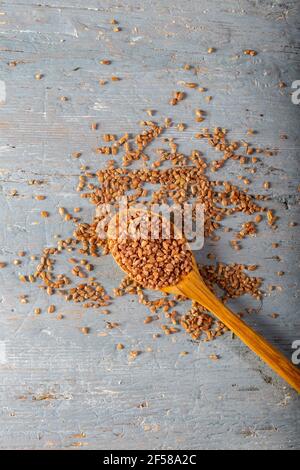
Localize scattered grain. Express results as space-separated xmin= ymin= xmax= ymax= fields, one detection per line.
xmin=209 ymin=354 xmax=220 ymax=361
xmin=129 ymin=350 xmax=140 ymax=360
xmin=58 ymin=207 xmax=66 ymax=216
xmin=80 ymin=327 xmax=90 ymax=335
xmin=271 ymin=313 xmax=279 ymax=319
xmin=108 ymin=211 xmax=193 ymax=289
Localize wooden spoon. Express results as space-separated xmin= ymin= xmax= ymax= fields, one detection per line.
xmin=162 ymin=258 xmax=300 ymax=393
xmin=107 ymin=213 xmax=300 ymax=393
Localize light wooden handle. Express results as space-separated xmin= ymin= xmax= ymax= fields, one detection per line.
xmin=178 ymin=271 xmax=300 ymax=394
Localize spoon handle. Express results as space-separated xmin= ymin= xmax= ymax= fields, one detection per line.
xmin=178 ymin=271 xmax=300 ymax=393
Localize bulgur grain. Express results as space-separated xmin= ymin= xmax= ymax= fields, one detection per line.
xmin=108 ymin=211 xmax=193 ymax=289
xmin=129 ymin=350 xmax=140 ymax=360
xmin=244 ymin=49 xmax=257 ymax=56
xmin=72 ymin=152 xmax=82 ymax=159
xmin=209 ymin=354 xmax=220 ymax=361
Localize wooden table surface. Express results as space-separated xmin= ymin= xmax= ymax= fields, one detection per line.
xmin=0 ymin=0 xmax=299 ymax=450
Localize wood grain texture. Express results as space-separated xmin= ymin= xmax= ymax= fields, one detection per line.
xmin=0 ymin=0 xmax=299 ymax=450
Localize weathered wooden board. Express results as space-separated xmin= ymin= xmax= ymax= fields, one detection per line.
xmin=0 ymin=0 xmax=299 ymax=450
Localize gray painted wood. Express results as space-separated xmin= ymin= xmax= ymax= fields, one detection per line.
xmin=0 ymin=0 xmax=299 ymax=450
